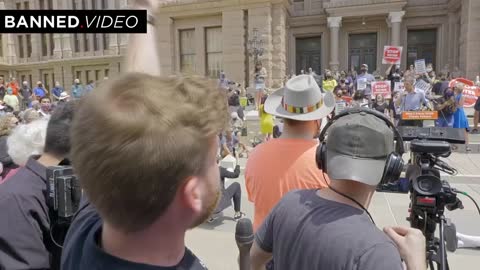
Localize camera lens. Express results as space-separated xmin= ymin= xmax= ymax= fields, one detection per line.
xmin=419 ymin=179 xmax=433 ymax=191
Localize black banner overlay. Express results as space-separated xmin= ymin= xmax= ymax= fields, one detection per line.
xmin=0 ymin=10 xmax=147 ymax=33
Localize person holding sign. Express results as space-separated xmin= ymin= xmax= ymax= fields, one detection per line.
xmin=372 ymin=94 xmax=389 ymax=115
xmin=396 ymin=75 xmax=428 ymax=127
xmin=354 ymin=64 xmax=375 ymax=106
xmin=453 ymin=83 xmax=471 ymax=151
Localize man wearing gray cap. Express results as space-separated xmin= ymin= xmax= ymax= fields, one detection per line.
xmin=251 ymin=108 xmax=426 ymax=270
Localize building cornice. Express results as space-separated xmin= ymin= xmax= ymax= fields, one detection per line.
xmin=404 ymin=4 xmax=448 ymax=18
xmin=288 ymin=14 xmax=327 ymax=28
xmin=325 ymin=1 xmax=407 ymax=17
xmin=447 ymin=0 xmax=461 ymax=12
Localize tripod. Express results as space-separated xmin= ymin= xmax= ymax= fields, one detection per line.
xmin=424 ymin=215 xmax=449 ymax=270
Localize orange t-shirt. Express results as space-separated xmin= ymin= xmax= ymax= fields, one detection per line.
xmin=7 ymin=82 xmax=19 ymax=96
xmin=245 ymin=138 xmax=330 ymax=231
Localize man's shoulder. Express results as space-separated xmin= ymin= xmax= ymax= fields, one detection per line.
xmin=0 ymin=167 xmax=44 ymax=198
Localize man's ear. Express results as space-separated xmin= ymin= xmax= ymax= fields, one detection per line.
xmin=180 ymin=177 xmax=202 ymax=214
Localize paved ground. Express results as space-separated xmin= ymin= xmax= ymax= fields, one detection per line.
xmin=185 ymin=109 xmax=480 ymax=269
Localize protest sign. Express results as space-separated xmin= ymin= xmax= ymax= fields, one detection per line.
xmin=449 ymin=78 xmax=479 ymax=107
xmin=415 ymin=59 xmax=426 ymax=75
xmin=372 ymin=81 xmax=391 ymax=98
xmin=402 ymin=111 xmax=438 ymax=120
xmin=394 ymin=81 xmax=405 ymax=93
xmin=335 ymin=100 xmax=347 ymax=115
xmin=357 ymin=78 xmax=367 ymax=90
xmin=414 ymin=79 xmax=431 ymax=93
xmin=382 ymin=46 xmax=402 ymax=65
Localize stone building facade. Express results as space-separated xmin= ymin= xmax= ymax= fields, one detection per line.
xmin=0 ymin=0 xmax=131 ymax=92
xmin=156 ymin=0 xmax=480 ymax=88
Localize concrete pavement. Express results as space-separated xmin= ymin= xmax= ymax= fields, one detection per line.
xmin=185 ymin=110 xmax=480 ymax=269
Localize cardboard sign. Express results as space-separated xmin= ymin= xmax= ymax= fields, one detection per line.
xmin=415 ymin=79 xmax=431 ymax=92
xmin=402 ymin=111 xmax=438 ymax=120
xmin=357 ymin=78 xmax=367 ymax=90
xmin=415 ymin=59 xmax=426 ymax=75
xmin=382 ymin=46 xmax=403 ymax=65
xmin=394 ymin=82 xmax=405 ymax=93
xmin=335 ymin=100 xmax=347 ymax=115
xmin=372 ymin=81 xmax=391 ymax=98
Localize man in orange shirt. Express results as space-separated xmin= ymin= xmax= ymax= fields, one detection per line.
xmin=246 ymin=74 xmax=336 ymax=230
xmin=6 ymin=77 xmax=19 ymax=96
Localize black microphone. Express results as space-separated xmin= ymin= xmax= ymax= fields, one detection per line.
xmin=235 ymin=218 xmax=254 ymax=270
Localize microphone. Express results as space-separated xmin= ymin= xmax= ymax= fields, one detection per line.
xmin=235 ymin=218 xmax=254 ymax=270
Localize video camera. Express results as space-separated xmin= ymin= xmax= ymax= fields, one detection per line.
xmin=395 ymin=127 xmax=466 ymax=270
xmin=46 ymin=166 xmax=82 ymax=222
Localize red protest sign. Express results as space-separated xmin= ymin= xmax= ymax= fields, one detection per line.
xmin=372 ymin=81 xmax=391 ymax=98
xmin=382 ymin=46 xmax=402 ymax=65
xmin=449 ymin=78 xmax=478 ymax=107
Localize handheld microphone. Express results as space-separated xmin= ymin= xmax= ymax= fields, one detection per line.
xmin=235 ymin=218 xmax=254 ymax=270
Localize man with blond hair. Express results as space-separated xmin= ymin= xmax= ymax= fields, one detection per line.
xmin=61 ymin=73 xmax=229 ymax=270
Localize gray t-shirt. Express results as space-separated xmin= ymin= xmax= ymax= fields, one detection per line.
xmin=255 ymin=190 xmax=403 ymax=270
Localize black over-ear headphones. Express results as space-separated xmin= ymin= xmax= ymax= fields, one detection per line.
xmin=316 ymin=107 xmax=404 ymax=186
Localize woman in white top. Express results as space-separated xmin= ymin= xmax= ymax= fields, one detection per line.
xmin=254 ymin=61 xmax=267 ymax=110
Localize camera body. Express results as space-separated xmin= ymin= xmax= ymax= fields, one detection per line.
xmin=46 ymin=166 xmax=81 ymax=221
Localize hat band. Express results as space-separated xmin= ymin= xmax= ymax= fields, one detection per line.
xmin=282 ymin=97 xmax=323 ymax=114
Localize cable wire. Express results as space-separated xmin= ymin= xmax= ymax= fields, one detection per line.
xmin=455 ymin=189 xmax=480 ymax=216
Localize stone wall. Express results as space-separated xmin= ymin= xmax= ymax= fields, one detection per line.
xmin=271 ymin=4 xmax=287 ymax=87
xmin=222 ymin=10 xmax=247 ymax=86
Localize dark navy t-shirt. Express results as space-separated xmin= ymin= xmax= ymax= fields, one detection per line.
xmin=255 ymin=189 xmax=404 ymax=270
xmin=61 ymin=199 xmax=208 ymax=270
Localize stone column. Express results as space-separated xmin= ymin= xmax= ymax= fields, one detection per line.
xmin=388 ymin=11 xmax=405 ymax=46
xmin=7 ymin=34 xmax=17 ymax=64
xmin=446 ymin=12 xmax=456 ymax=71
xmin=327 ymin=16 xmax=342 ymax=72
xmin=157 ymin=16 xmax=174 ymax=75
xmin=248 ymin=6 xmax=273 ymax=88
xmin=271 ymin=4 xmax=287 ymax=87
xmin=29 ymin=0 xmax=40 ymax=61
xmin=222 ymin=10 xmax=246 ymax=85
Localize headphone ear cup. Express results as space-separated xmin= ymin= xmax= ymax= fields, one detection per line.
xmin=381 ymin=153 xmax=404 ymax=185
xmin=316 ymin=143 xmax=327 ymax=173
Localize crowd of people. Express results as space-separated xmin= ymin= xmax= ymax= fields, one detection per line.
xmin=0 ymin=1 xmax=478 ymax=269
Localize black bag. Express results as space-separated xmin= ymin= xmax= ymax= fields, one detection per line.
xmin=241 ymin=127 xmax=247 ymax=137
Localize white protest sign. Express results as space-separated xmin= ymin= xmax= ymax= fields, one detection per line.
xmin=414 ymin=79 xmax=431 ymax=92
xmin=394 ymin=82 xmax=405 ymax=93
xmin=357 ymin=78 xmax=367 ymax=90
xmin=335 ymin=100 xmax=347 ymax=115
xmin=415 ymin=59 xmax=426 ymax=75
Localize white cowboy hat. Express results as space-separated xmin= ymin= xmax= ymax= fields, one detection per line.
xmin=59 ymin=92 xmax=70 ymax=100
xmin=264 ymin=74 xmax=335 ymax=121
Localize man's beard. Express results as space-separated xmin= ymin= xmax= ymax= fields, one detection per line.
xmin=190 ymin=185 xmax=221 ymax=228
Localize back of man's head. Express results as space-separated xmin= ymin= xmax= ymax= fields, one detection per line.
xmin=44 ymin=101 xmax=76 ymax=157
xmin=71 ymin=73 xmax=229 ymax=233
xmin=325 ymin=111 xmax=394 ymax=186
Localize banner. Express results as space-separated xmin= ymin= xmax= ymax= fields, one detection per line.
xmin=372 ymin=81 xmax=391 ymax=98
xmin=414 ymin=80 xmax=431 ymax=96
xmin=449 ymin=78 xmax=479 ymax=107
xmin=402 ymin=111 xmax=438 ymax=120
xmin=382 ymin=46 xmax=402 ymax=65
xmin=415 ymin=59 xmax=426 ymax=75
xmin=394 ymin=82 xmax=405 ymax=93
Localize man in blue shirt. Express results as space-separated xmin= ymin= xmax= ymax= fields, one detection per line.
xmin=51 ymin=81 xmax=64 ymax=102
xmin=396 ymin=76 xmax=428 ymax=127
xmin=71 ymin=79 xmax=84 ymax=99
xmin=33 ymin=81 xmax=47 ymax=101
xmin=354 ymin=64 xmax=375 ymax=106
xmin=85 ymin=80 xmax=95 ymax=94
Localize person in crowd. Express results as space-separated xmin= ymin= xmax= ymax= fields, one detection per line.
xmin=71 ymin=78 xmax=84 ymax=99
xmin=350 ymin=90 xmax=368 ymax=108
xmin=433 ymin=88 xmax=456 ymax=128
xmin=3 ymin=88 xmax=19 ymax=112
xmin=51 ymin=81 xmax=64 ymax=101
xmin=31 ymin=100 xmax=41 ymax=114
xmin=19 ymin=81 xmax=33 ymax=110
xmin=219 ymin=71 xmax=228 ymax=89
xmin=259 ymin=95 xmax=274 ymax=141
xmin=386 ymin=64 xmax=402 ymax=90
xmin=396 ymin=75 xmax=428 ymax=127
xmin=0 ymin=78 xmax=5 ymax=101
xmin=61 ymin=74 xmax=227 ymax=270
xmin=354 ymin=64 xmax=375 ymax=106
xmin=231 ymin=111 xmax=244 ymax=132
xmin=333 ymin=89 xmax=347 ymax=116
xmin=0 ymin=101 xmax=75 ymax=270
xmin=246 ymin=74 xmax=334 ymax=231
xmin=372 ymin=94 xmax=388 ymax=115
xmin=0 ymin=114 xmax=19 ymax=179
xmin=1 ymin=118 xmax=48 ymax=183
xmin=452 ymin=83 xmax=471 ymax=151
xmin=85 ymin=80 xmax=95 ymax=94
xmin=20 ymin=108 xmax=41 ymax=124
xmin=334 ymin=78 xmax=351 ymax=96
xmin=432 ymin=72 xmax=450 ymax=96
xmin=250 ymin=110 xmax=427 ymax=270
xmin=39 ymin=97 xmax=52 ymax=117
xmin=254 ymin=62 xmax=267 ymax=110
xmin=322 ymin=70 xmax=337 ymax=92
xmin=389 ymin=91 xmax=401 ymax=126
xmin=7 ymin=77 xmax=19 ymax=96
xmin=209 ymin=163 xmax=244 ymax=222
xmin=33 ymin=81 xmax=47 ymax=101
xmin=220 ymin=129 xmax=239 ymax=158
xmin=472 ymin=79 xmax=480 ymax=133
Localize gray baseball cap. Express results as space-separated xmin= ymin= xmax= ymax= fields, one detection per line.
xmin=325 ymin=112 xmax=394 ymax=186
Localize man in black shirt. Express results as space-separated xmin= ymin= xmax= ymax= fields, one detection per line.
xmin=0 ymin=101 xmax=76 ymax=270
xmin=61 ymin=73 xmax=229 ymax=270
